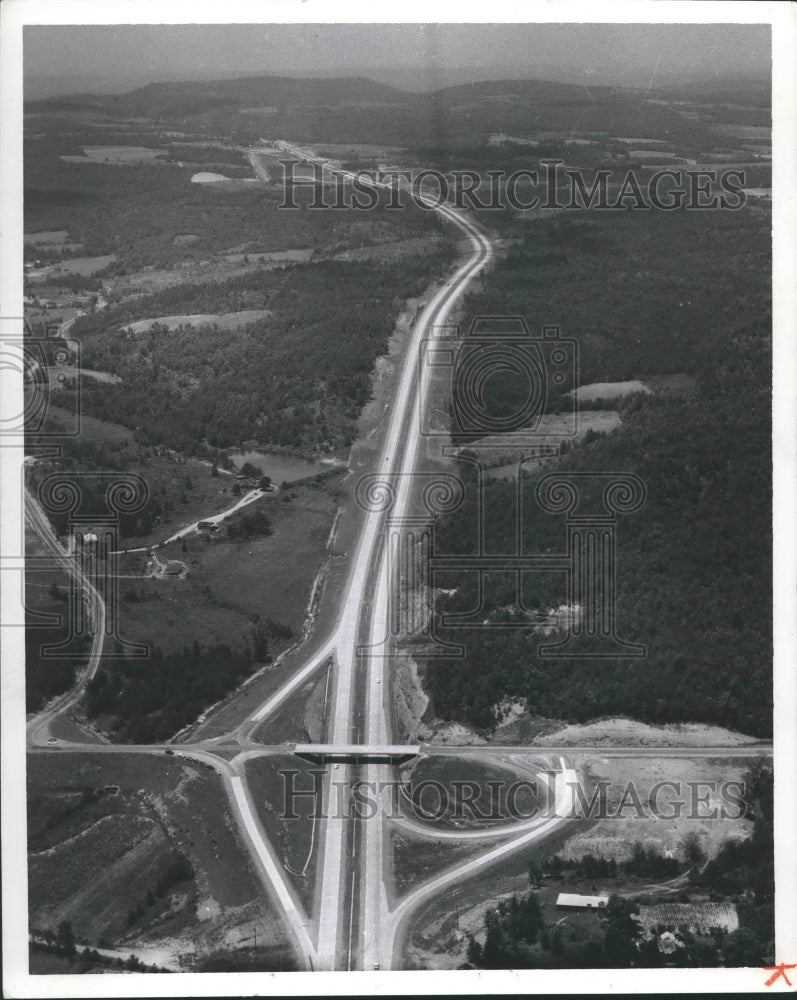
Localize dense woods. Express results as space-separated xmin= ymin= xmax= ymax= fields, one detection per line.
xmin=85 ymin=642 xmax=258 ymax=742
xmin=26 ymin=611 xmax=89 ymax=712
xmin=423 ymin=208 xmax=771 ymax=736
xmin=25 ymin=134 xmax=445 ymax=268
xmin=64 ymin=258 xmax=449 ymax=452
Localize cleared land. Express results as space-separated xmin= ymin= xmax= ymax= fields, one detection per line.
xmin=568 ymin=380 xmax=652 ymax=402
xmin=242 ymin=755 xmax=325 ymax=909
xmin=558 ymin=754 xmax=754 ymax=864
xmin=61 ymin=146 xmax=167 ymax=164
xmin=122 ymin=310 xmax=272 ymax=334
xmin=27 ymin=753 xmax=296 ymax=970
xmin=33 ymin=254 xmax=116 ymax=278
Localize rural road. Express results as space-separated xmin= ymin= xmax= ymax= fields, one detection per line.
xmin=248 ymin=141 xmax=498 ymax=970
xmin=25 ymin=489 xmax=107 ymax=746
xmin=24 ymin=142 xmax=773 ymax=974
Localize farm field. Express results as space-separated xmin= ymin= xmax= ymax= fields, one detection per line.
xmin=24 ymin=230 xmax=69 ymax=245
xmin=37 ymin=403 xmax=133 ymax=444
xmin=61 ymin=145 xmax=168 ymax=164
xmin=110 ymin=479 xmax=339 ymax=655
xmin=31 ymin=255 xmax=117 ymax=278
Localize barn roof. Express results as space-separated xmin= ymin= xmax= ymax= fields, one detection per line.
xmin=556 ymin=893 xmax=609 ymax=908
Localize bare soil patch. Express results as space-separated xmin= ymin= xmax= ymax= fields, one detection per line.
xmin=27 ymin=753 xmax=294 ymax=968
xmin=535 ymin=717 xmax=761 ymax=747
xmin=122 ymin=310 xmax=271 ymax=334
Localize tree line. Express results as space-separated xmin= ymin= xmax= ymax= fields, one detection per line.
xmin=420 ymin=205 xmax=771 ymax=737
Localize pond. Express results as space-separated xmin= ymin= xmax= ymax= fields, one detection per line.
xmin=228 ymin=450 xmax=327 ymax=484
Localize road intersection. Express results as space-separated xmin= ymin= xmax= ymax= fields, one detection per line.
xmin=24 ymin=143 xmax=773 ymax=973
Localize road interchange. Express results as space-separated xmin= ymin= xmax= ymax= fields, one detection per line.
xmin=24 ymin=144 xmax=774 ymax=973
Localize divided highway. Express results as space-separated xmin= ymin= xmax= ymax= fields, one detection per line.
xmin=24 ymin=143 xmax=773 ymax=974
xmin=251 ymin=144 xmax=497 ymax=969
xmin=24 ymin=147 xmax=503 ymax=971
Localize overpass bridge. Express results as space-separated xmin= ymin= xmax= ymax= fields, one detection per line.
xmin=294 ymin=743 xmax=421 ymax=764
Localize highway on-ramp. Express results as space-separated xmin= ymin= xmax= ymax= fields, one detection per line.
xmin=25 ymin=144 xmax=767 ymax=973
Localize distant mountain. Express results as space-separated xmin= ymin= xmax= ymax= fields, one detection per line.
xmin=24 ymin=72 xmax=748 ymax=147
xmin=25 ymin=74 xmax=613 ymax=116
xmin=424 ymin=78 xmax=617 ymax=104
xmin=30 ymin=75 xmax=410 ymax=116
xmin=651 ymin=76 xmax=770 ymax=108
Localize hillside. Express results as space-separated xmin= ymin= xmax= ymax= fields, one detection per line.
xmin=26 ymin=74 xmax=716 ymax=147
xmin=422 ymin=206 xmax=771 ymax=738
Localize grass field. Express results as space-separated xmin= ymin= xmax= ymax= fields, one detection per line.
xmin=61 ymin=146 xmax=167 ymax=164
xmin=391 ymin=829 xmax=491 ymax=898
xmin=113 ymin=478 xmax=339 ymax=658
xmin=34 ymin=255 xmax=116 ymax=278
xmin=397 ymin=755 xmax=545 ymax=831
xmin=24 ymin=230 xmax=69 ymax=245
xmin=242 ymin=755 xmax=325 ymax=909
xmin=122 ymin=310 xmax=272 ymax=334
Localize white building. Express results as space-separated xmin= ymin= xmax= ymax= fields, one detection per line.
xmin=556 ymin=893 xmax=609 ymax=909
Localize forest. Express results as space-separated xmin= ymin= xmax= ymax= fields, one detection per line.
xmin=24 ymin=128 xmax=446 ymax=269
xmin=421 ymin=206 xmax=772 ymax=736
xmin=25 ymin=609 xmax=90 ymax=713
xmin=62 ymin=257 xmax=451 ymax=453
xmin=84 ymin=641 xmax=259 ymax=743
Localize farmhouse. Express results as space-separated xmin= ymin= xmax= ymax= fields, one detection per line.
xmin=658 ymin=931 xmax=681 ymax=955
xmin=164 ymin=560 xmax=183 ymax=577
xmin=556 ymin=893 xmax=609 ymax=909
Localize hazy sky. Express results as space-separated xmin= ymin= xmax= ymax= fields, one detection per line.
xmin=24 ymin=23 xmax=771 ymax=97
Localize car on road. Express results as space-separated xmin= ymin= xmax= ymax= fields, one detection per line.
xmin=164 ymin=749 xmax=174 ymax=755
xmin=46 ymin=738 xmax=58 ymax=745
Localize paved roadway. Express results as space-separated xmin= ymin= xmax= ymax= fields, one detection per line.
xmin=24 ymin=141 xmax=774 ymax=973
xmin=23 ymin=146 xmax=498 ymax=971
xmin=25 ymin=490 xmax=107 ymax=746
xmin=29 ymin=741 xmax=773 ymax=759
xmin=238 ymin=141 xmax=500 ymax=970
